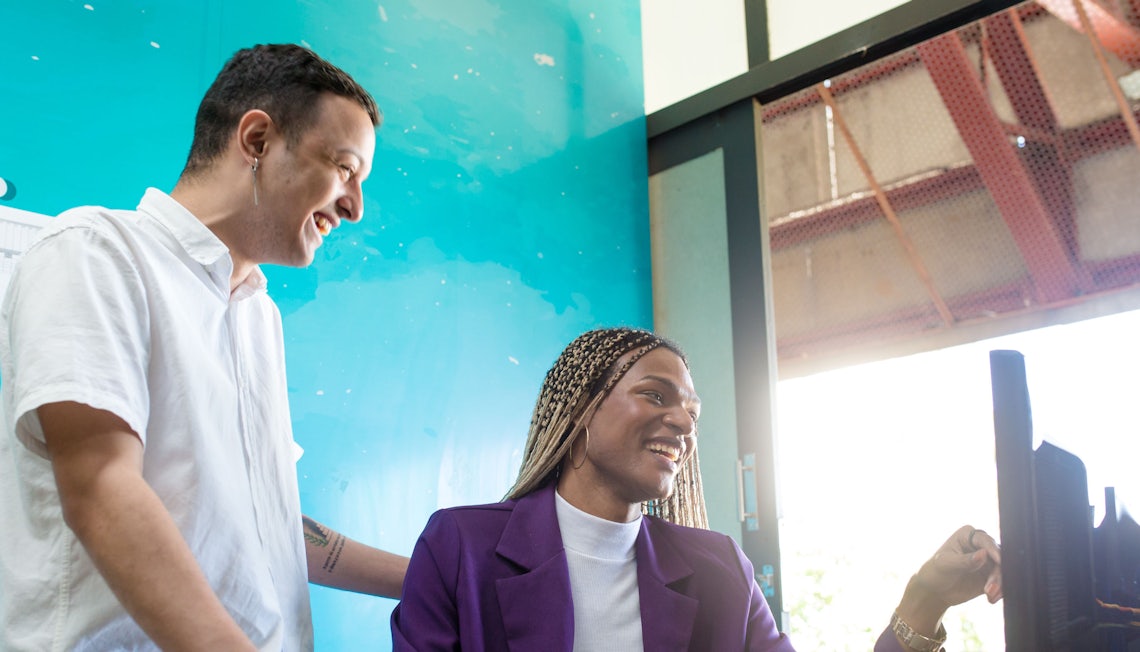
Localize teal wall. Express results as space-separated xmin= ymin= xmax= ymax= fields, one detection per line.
xmin=1 ymin=1 xmax=650 ymax=648
xmin=649 ymin=149 xmax=745 ymax=542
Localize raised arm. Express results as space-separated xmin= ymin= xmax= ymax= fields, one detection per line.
xmin=303 ymin=516 xmax=409 ymax=598
xmin=40 ymin=401 xmax=255 ymax=652
xmin=876 ymin=525 xmax=1003 ymax=651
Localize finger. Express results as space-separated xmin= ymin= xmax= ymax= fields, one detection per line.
xmin=951 ymin=524 xmax=976 ymax=549
xmin=985 ymin=576 xmax=1003 ymax=602
xmin=971 ymin=549 xmax=988 ymax=570
xmin=971 ymin=529 xmax=1003 ymax=573
xmin=985 ymin=565 xmax=1003 ymax=603
xmin=987 ymin=542 xmax=1002 ymax=564
xmin=967 ymin=527 xmax=999 ymax=551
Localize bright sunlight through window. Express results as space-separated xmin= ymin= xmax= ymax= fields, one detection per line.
xmin=776 ymin=308 xmax=1140 ymax=651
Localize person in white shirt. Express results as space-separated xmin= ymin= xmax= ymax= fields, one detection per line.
xmin=0 ymin=43 xmax=408 ymax=651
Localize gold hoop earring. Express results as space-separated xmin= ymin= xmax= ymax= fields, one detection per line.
xmin=251 ymin=157 xmax=260 ymax=206
xmin=571 ymin=426 xmax=590 ymax=469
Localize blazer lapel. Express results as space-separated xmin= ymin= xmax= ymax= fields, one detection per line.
xmin=495 ymin=484 xmax=574 ymax=652
xmin=636 ymin=519 xmax=700 ymax=652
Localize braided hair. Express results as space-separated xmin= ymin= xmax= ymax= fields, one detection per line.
xmin=505 ymin=327 xmax=709 ymax=529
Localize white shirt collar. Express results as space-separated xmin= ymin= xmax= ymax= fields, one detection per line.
xmin=555 ymin=489 xmax=641 ymax=561
xmin=137 ymin=187 xmax=267 ymax=300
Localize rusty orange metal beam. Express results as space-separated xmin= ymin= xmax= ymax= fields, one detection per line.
xmin=1071 ymin=0 xmax=1140 ymax=155
xmin=917 ymin=33 xmax=1088 ymax=304
xmin=816 ymin=83 xmax=956 ymax=325
xmin=1037 ymin=0 xmax=1140 ymax=67
xmin=984 ymin=9 xmax=1080 ymax=261
xmin=985 ymin=10 xmax=1060 ymax=132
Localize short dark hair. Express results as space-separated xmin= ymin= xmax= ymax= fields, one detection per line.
xmin=181 ymin=44 xmax=381 ymax=177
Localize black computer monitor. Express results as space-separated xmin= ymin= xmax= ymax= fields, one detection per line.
xmin=990 ymin=349 xmax=1139 ymax=652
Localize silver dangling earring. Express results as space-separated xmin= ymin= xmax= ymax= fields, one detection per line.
xmin=571 ymin=426 xmax=590 ymax=469
xmin=251 ymin=157 xmax=260 ymax=206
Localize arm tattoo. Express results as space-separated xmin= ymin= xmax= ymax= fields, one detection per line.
xmin=303 ymin=515 xmax=330 ymax=547
xmin=321 ymin=533 xmax=347 ymax=574
xmin=303 ymin=516 xmax=347 ymax=574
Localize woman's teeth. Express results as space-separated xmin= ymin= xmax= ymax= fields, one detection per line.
xmin=648 ymin=444 xmax=679 ymax=462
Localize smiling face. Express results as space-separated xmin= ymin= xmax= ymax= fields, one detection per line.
xmin=557 ymin=347 xmax=701 ymax=522
xmin=244 ymin=92 xmax=376 ymax=268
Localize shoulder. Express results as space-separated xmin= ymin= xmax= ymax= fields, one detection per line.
xmin=427 ymin=500 xmax=517 ymax=531
xmin=7 ymin=206 xmax=149 ymax=303
xmin=415 ymin=499 xmax=518 ymax=554
xmin=646 ymin=516 xmax=740 ymax=549
xmin=645 ymin=517 xmax=755 ymax=578
xmin=46 ymin=204 xmax=139 ymax=235
xmin=25 ymin=205 xmax=141 ymax=258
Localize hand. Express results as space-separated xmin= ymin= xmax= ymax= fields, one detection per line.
xmin=895 ymin=525 xmax=1003 ymax=638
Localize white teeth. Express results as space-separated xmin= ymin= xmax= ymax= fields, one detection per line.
xmin=648 ymin=444 xmax=680 ymax=462
xmin=315 ymin=215 xmax=331 ymax=236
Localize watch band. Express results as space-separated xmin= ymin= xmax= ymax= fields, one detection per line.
xmin=889 ymin=611 xmax=947 ymax=652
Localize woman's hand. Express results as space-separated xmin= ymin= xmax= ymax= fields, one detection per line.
xmin=894 ymin=525 xmax=1003 ymax=639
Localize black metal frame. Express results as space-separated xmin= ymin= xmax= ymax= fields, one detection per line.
xmin=646 ymin=0 xmax=1026 ymax=629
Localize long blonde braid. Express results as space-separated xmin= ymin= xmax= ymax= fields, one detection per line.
xmin=505 ymin=327 xmax=709 ymax=529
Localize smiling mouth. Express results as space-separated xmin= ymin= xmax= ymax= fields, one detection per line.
xmin=647 ymin=443 xmax=681 ymax=463
xmin=315 ymin=214 xmax=332 ymax=236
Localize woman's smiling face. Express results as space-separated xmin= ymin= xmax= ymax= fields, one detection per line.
xmin=558 ymin=347 xmax=701 ymax=522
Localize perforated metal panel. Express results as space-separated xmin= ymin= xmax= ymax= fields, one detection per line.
xmin=761 ymin=0 xmax=1140 ymax=373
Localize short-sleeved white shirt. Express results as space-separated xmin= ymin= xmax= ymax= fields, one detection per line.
xmin=0 ymin=189 xmax=312 ymax=651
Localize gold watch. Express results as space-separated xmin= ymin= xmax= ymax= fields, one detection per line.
xmin=889 ymin=611 xmax=947 ymax=652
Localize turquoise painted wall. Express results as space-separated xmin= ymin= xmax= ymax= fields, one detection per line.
xmin=1 ymin=1 xmax=650 ymax=648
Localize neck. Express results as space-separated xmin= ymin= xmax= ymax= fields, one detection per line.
xmin=556 ymin=467 xmax=642 ymax=523
xmin=171 ymin=174 xmax=256 ymax=292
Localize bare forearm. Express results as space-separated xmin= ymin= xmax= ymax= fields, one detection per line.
xmin=42 ymin=402 xmax=254 ymax=652
xmin=303 ymin=516 xmax=409 ymax=598
xmin=894 ymin=577 xmax=949 ymax=639
xmin=61 ymin=466 xmax=255 ymax=651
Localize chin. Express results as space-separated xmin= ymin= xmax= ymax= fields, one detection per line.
xmin=645 ymin=484 xmax=675 ymax=503
xmin=289 ymin=244 xmax=318 ymax=268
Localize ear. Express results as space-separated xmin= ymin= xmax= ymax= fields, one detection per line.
xmin=235 ymin=109 xmax=274 ymax=165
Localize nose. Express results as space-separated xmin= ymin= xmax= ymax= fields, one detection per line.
xmin=337 ymin=178 xmax=364 ymax=223
xmin=663 ymin=405 xmax=696 ymax=436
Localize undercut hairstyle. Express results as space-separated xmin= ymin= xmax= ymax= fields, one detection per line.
xmin=181 ymin=43 xmax=381 ymax=178
xmin=506 ymin=327 xmax=709 ymax=529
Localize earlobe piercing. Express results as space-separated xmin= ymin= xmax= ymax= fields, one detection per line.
xmin=251 ymin=157 xmax=260 ymax=206
xmin=571 ymin=426 xmax=591 ymax=469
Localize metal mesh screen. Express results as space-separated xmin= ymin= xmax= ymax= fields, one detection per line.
xmin=761 ymin=0 xmax=1140 ymax=373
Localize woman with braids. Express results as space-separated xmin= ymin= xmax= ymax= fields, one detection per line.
xmin=391 ymin=327 xmax=1002 ymax=651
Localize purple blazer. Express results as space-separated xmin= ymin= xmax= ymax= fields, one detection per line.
xmin=392 ymin=483 xmax=907 ymax=651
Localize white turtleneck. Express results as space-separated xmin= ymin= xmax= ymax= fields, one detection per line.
xmin=554 ymin=490 xmax=644 ymax=652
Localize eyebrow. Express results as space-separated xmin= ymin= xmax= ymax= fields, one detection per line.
xmin=335 ymin=147 xmax=366 ymax=165
xmin=641 ymin=374 xmax=702 ymax=407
